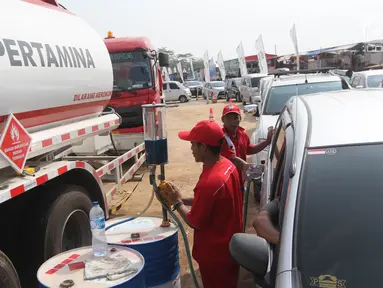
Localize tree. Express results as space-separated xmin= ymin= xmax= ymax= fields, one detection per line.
xmin=158 ymin=47 xmax=203 ymax=75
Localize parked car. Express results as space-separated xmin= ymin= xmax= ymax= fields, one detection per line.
xmin=250 ymin=72 xmax=350 ymax=167
xmin=239 ymin=73 xmax=268 ymax=106
xmin=231 ymin=89 xmax=383 ymax=288
xmin=225 ymin=78 xmax=242 ymax=102
xmin=350 ymin=69 xmax=383 ymax=88
xmin=184 ymin=81 xmax=203 ymax=97
xmin=202 ymin=81 xmax=226 ymax=99
xmin=162 ymin=81 xmax=192 ymax=103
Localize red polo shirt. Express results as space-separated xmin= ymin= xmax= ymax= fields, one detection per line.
xmin=187 ymin=157 xmax=243 ymax=264
xmin=221 ymin=126 xmax=255 ymax=161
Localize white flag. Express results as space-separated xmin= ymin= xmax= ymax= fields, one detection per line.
xmin=167 ymin=67 xmax=172 ymax=76
xmin=189 ymin=58 xmax=196 ymax=80
xmin=203 ymin=50 xmax=210 ymax=82
xmin=163 ymin=67 xmax=170 ymax=81
xmin=290 ymin=24 xmax=300 ymax=70
xmin=236 ymin=42 xmax=248 ymax=76
xmin=217 ymin=51 xmax=226 ymax=80
xmin=177 ymin=62 xmax=184 ymax=82
xmin=255 ymin=35 xmax=268 ymax=74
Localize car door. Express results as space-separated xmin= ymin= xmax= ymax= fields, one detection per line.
xmin=168 ymin=82 xmax=180 ymax=101
xmin=162 ymin=83 xmax=168 ymax=102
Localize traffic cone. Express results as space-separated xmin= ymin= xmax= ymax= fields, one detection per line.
xmin=209 ymin=108 xmax=214 ymax=122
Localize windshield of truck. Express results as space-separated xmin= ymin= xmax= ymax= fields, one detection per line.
xmin=110 ymin=51 xmax=153 ymax=92
xmin=263 ymin=81 xmax=343 ymax=115
xmin=367 ymin=74 xmax=383 ymax=87
xmin=211 ymin=82 xmax=225 ymax=88
xmin=295 ymin=144 xmax=383 ymax=288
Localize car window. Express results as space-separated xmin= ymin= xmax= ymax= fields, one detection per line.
xmin=351 ymin=76 xmax=361 ymax=87
xmin=169 ymin=83 xmax=178 ymax=89
xmin=295 ymin=144 xmax=383 ymax=288
xmin=211 ymin=82 xmax=225 ymax=88
xmin=162 ymin=83 xmax=167 ymax=90
xmin=367 ymin=75 xmax=383 ymax=87
xmin=269 ymin=118 xmax=286 ymax=200
xmin=264 ymin=81 xmax=344 ymax=115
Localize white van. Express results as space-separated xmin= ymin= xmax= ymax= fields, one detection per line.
xmin=240 ymin=73 xmax=267 ymax=105
xmin=163 ymin=81 xmax=192 ymax=103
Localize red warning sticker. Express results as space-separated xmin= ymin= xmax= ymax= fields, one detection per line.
xmin=0 ymin=114 xmax=32 ymax=173
xmin=45 ymin=253 xmax=80 ymax=275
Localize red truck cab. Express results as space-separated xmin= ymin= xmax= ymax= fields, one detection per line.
xmin=104 ymin=32 xmax=164 ymax=140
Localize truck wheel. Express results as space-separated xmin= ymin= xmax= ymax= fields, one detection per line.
xmin=179 ymin=95 xmax=187 ymax=103
xmin=0 ymin=251 xmax=21 ymax=288
xmin=43 ymin=186 xmax=93 ymax=260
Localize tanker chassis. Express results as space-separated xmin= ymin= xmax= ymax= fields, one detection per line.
xmin=0 ymin=1 xmax=168 ymax=287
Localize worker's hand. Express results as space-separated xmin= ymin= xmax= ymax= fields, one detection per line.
xmin=163 ymin=182 xmax=183 ymax=205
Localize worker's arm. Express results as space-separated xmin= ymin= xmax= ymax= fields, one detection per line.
xmin=181 ymin=196 xmax=194 ymax=206
xmin=247 ymin=128 xmax=273 ymax=155
xmin=252 ymin=199 xmax=280 ymax=245
xmin=247 ymin=139 xmax=271 ymax=155
xmin=175 ymin=204 xmax=196 ymax=229
xmin=229 ymin=156 xmax=248 ymax=172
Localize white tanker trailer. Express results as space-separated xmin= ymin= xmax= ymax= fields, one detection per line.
xmin=0 ymin=1 xmax=165 ymax=287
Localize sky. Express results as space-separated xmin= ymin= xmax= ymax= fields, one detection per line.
xmin=60 ymin=0 xmax=383 ymax=60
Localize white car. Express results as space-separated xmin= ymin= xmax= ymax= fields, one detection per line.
xmin=350 ymin=69 xmax=383 ymax=88
xmin=202 ymin=81 xmax=226 ymax=99
xmin=231 ymin=89 xmax=383 ymax=288
xmin=162 ymin=81 xmax=192 ymax=103
xmin=250 ymin=71 xmax=351 ymax=166
xmin=239 ymin=73 xmax=267 ymax=105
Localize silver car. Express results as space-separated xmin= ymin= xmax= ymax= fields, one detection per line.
xmin=231 ymin=89 xmax=383 ymax=288
xmin=202 ymin=81 xmax=226 ymax=99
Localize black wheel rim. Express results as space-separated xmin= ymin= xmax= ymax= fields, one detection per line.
xmin=61 ymin=210 xmax=90 ymax=252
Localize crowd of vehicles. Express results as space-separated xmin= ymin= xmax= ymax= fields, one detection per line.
xmin=0 ymin=1 xmax=168 ymax=287
xmin=250 ymin=69 xmax=351 ymax=168
xmin=232 ymin=89 xmax=383 ymax=288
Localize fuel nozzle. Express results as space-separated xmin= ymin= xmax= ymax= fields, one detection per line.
xmin=158 ymin=180 xmax=171 ymax=227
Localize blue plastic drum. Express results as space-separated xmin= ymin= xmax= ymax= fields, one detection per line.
xmin=37 ymin=245 xmax=146 ymax=288
xmin=106 ymin=216 xmax=181 ymax=288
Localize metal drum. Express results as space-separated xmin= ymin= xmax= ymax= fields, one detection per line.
xmin=37 ymin=245 xmax=146 ymax=288
xmin=106 ymin=216 xmax=181 ymax=288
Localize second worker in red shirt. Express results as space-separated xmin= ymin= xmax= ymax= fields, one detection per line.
xmin=165 ymin=120 xmax=243 ymax=288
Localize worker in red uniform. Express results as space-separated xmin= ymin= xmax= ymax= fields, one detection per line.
xmin=164 ymin=120 xmax=243 ymax=288
xmin=220 ymin=104 xmax=273 ymax=180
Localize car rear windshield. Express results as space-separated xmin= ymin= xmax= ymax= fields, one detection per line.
xmin=186 ymin=81 xmax=201 ymax=86
xmin=211 ymin=82 xmax=225 ymax=87
xmin=264 ymin=81 xmax=343 ymax=115
xmin=251 ymin=77 xmax=263 ymax=87
xmin=295 ymin=144 xmax=383 ymax=288
xmin=367 ymin=74 xmax=383 ymax=87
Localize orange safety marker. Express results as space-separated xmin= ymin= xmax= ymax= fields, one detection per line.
xmin=209 ymin=108 xmax=214 ymax=121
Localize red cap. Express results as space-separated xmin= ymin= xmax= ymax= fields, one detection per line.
xmin=222 ymin=104 xmax=241 ymax=117
xmin=178 ymin=120 xmax=224 ymax=146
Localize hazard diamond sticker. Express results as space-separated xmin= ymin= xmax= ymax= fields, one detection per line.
xmin=0 ymin=114 xmax=32 ymax=173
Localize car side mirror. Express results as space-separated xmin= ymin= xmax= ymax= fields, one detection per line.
xmin=253 ymin=95 xmax=262 ymax=103
xmin=230 ymin=234 xmax=269 ymax=284
xmin=243 ymin=104 xmax=258 ymax=113
xmin=355 ymin=85 xmax=364 ymax=89
xmin=158 ymin=52 xmax=169 ymax=67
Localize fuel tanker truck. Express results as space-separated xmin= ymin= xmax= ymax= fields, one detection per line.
xmin=0 ymin=0 xmax=168 ymax=287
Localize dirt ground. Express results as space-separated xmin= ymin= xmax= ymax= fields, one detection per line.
xmin=112 ymin=99 xmax=259 ymax=287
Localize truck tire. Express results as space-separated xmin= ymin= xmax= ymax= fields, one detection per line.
xmin=179 ymin=95 xmax=187 ymax=103
xmin=0 ymin=251 xmax=21 ymax=288
xmin=43 ymin=186 xmax=93 ymax=260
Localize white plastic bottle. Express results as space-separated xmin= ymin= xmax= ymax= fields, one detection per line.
xmin=89 ymin=201 xmax=107 ymax=257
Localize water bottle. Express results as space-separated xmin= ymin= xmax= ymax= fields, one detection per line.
xmin=89 ymin=201 xmax=107 ymax=257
